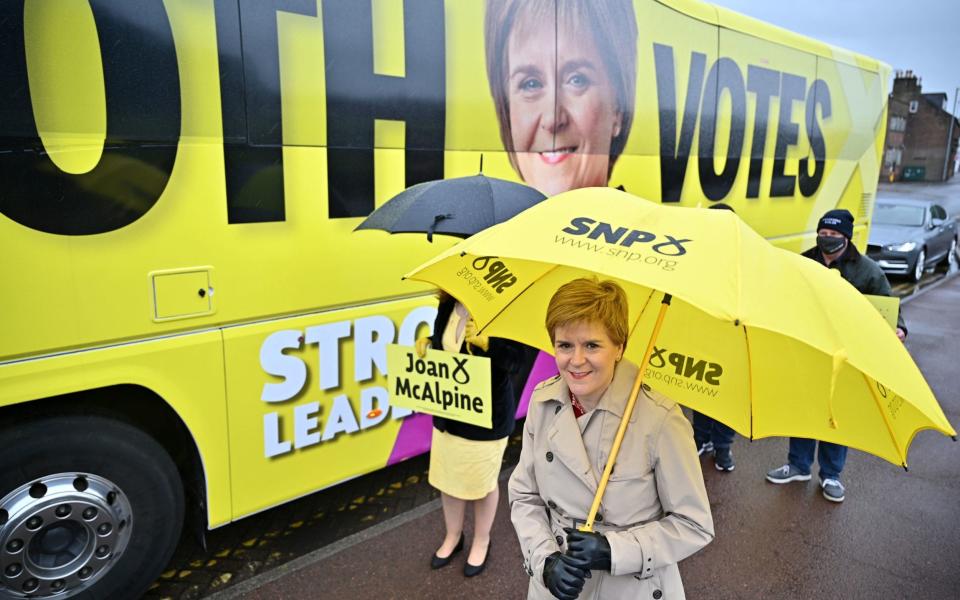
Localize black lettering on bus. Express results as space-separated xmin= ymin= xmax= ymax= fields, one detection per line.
xmin=770 ymin=72 xmax=806 ymax=197
xmin=654 ymin=44 xmax=706 ymax=203
xmin=322 ymin=0 xmax=446 ymax=219
xmin=799 ymin=78 xmax=831 ymax=197
xmin=745 ymin=65 xmax=779 ymax=198
xmin=225 ymin=0 xmax=319 ymax=224
xmin=0 ymin=0 xmax=180 ymax=235
xmin=698 ymin=58 xmax=745 ymax=201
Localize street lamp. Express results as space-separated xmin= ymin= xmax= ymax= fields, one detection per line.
xmin=942 ymin=87 xmax=959 ymax=181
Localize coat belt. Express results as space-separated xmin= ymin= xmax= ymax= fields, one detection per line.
xmin=549 ymin=510 xmax=662 ymax=534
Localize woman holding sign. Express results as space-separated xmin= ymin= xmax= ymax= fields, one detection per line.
xmin=509 ymin=278 xmax=713 ymax=599
xmin=417 ymin=293 xmax=522 ymax=577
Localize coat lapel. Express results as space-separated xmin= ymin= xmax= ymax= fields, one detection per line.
xmin=595 ymin=361 xmax=641 ymax=423
xmin=539 ymin=362 xmax=642 ymax=493
xmin=545 ymin=382 xmax=599 ymax=492
xmin=588 ymin=363 xmax=641 ymax=480
xmin=548 ymin=410 xmax=599 ymax=492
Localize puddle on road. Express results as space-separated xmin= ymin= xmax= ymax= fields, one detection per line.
xmin=892 ymin=260 xmax=959 ymax=300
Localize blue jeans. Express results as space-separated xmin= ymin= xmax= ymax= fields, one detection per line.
xmin=692 ymin=411 xmax=735 ymax=449
xmin=788 ymin=438 xmax=847 ymax=480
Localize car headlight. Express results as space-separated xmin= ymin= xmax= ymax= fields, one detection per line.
xmin=884 ymin=241 xmax=917 ymax=252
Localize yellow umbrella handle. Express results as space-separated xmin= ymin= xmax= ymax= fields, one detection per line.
xmin=580 ymin=293 xmax=672 ymax=533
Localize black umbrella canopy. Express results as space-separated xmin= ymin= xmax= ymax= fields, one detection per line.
xmin=354 ymin=174 xmax=546 ymax=241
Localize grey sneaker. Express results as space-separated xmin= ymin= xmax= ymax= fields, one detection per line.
xmin=820 ymin=477 xmax=845 ymax=502
xmin=765 ymin=464 xmax=812 ymax=484
xmin=714 ymin=447 xmax=735 ymax=472
xmin=696 ymin=441 xmax=714 ymax=456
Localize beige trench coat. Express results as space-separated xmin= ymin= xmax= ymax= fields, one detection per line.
xmin=509 ymin=361 xmax=714 ymax=600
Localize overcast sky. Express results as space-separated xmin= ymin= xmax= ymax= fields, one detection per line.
xmin=709 ymin=0 xmax=960 ymax=111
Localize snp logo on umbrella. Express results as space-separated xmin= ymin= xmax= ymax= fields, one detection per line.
xmin=645 ymin=346 xmax=723 ymax=398
xmin=456 ymin=256 xmax=517 ymax=300
xmin=555 ymin=217 xmax=692 ymax=271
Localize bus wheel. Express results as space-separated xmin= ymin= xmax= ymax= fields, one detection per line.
xmin=0 ymin=415 xmax=184 ymax=599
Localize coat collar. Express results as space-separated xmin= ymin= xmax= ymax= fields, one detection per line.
xmin=546 ymin=403 xmax=597 ymax=491
xmin=536 ymin=361 xmax=642 ymax=423
xmin=595 ymin=361 xmax=641 ymax=423
xmin=543 ymin=362 xmax=643 ymax=492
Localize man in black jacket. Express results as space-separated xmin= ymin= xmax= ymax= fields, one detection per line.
xmin=765 ymin=209 xmax=907 ymax=503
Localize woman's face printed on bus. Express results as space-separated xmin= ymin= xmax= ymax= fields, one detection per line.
xmin=507 ymin=21 xmax=622 ymax=197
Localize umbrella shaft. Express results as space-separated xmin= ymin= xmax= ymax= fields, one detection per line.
xmin=581 ymin=294 xmax=672 ymax=533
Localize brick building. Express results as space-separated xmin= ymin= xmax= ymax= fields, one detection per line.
xmin=881 ymin=71 xmax=959 ymax=182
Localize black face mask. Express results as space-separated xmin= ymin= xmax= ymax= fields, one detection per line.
xmin=817 ymin=234 xmax=847 ymax=255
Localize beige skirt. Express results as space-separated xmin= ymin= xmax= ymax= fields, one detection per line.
xmin=428 ymin=428 xmax=508 ymax=500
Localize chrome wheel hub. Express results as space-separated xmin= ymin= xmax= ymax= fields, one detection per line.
xmin=0 ymin=474 xmax=132 ymax=598
xmin=914 ymin=251 xmax=925 ymax=281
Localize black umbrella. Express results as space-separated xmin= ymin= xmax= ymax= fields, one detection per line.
xmin=354 ymin=174 xmax=546 ymax=242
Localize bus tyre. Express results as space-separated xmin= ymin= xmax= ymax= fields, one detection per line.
xmin=0 ymin=415 xmax=184 ymax=599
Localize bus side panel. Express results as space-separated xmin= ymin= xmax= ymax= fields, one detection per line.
xmin=0 ymin=331 xmax=232 ymax=527
xmin=1 ymin=0 xmax=893 ymax=529
xmin=2 ymin=0 xmax=890 ymax=360
xmin=615 ymin=0 xmax=721 ymax=205
xmin=223 ymin=297 xmax=436 ymax=519
xmin=714 ymin=25 xmax=818 ymax=251
xmin=709 ymin=4 xmax=888 ymax=250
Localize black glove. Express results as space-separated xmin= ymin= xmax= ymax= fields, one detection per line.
xmin=542 ymin=551 xmax=591 ymax=600
xmin=563 ymin=527 xmax=612 ymax=572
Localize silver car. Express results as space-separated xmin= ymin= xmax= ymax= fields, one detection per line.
xmin=866 ymin=197 xmax=958 ymax=282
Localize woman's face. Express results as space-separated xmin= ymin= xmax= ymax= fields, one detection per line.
xmin=553 ymin=320 xmax=622 ymax=408
xmin=507 ymin=21 xmax=622 ymax=197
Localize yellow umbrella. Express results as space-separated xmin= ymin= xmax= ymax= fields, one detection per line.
xmin=405 ymin=187 xmax=956 ymax=529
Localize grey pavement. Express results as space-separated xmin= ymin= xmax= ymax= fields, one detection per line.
xmin=215 ymin=274 xmax=960 ymax=600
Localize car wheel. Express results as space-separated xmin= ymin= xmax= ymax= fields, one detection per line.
xmin=0 ymin=415 xmax=184 ymax=599
xmin=912 ymin=248 xmax=926 ymax=282
xmin=946 ymin=238 xmax=958 ymax=270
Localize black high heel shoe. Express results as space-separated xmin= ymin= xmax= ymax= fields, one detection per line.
xmin=463 ymin=542 xmax=490 ymax=577
xmin=430 ymin=533 xmax=464 ymax=569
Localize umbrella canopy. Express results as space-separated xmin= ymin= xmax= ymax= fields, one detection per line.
xmin=354 ymin=174 xmax=546 ymax=242
xmin=406 ymin=187 xmax=956 ymax=469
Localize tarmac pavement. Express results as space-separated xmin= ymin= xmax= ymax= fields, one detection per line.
xmin=211 ymin=274 xmax=960 ymax=600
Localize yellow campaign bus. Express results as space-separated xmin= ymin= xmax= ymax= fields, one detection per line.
xmin=0 ymin=0 xmax=888 ymax=596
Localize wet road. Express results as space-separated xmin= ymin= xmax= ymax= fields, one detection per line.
xmin=144 ymin=434 xmax=524 ymax=599
xmin=144 ymin=269 xmax=960 ymax=600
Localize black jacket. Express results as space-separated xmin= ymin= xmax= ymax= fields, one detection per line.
xmin=802 ymin=243 xmax=907 ymax=334
xmin=430 ymin=298 xmax=523 ymax=441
